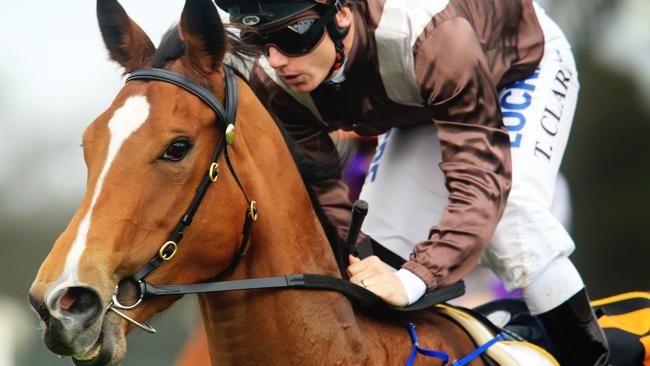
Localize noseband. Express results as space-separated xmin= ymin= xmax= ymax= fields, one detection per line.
xmin=108 ymin=66 xmax=258 ymax=333
xmin=107 ymin=66 xmax=465 ymax=334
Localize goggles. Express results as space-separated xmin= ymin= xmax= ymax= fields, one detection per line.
xmin=241 ymin=7 xmax=338 ymax=56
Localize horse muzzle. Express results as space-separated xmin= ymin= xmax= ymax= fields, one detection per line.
xmin=28 ymin=285 xmax=124 ymax=364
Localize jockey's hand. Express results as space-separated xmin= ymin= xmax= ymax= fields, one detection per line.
xmin=347 ymin=255 xmax=409 ymax=307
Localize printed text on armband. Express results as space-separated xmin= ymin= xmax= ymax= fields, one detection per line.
xmin=533 ymin=66 xmax=573 ymax=161
xmin=501 ymin=69 xmax=540 ymax=148
xmin=366 ymin=129 xmax=393 ymax=183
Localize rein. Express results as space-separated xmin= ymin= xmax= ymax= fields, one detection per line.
xmin=108 ymin=66 xmax=465 ymax=334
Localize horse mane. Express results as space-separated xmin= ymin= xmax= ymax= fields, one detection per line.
xmin=152 ymin=25 xmax=261 ymax=69
xmin=152 ymin=25 xmax=350 ymax=277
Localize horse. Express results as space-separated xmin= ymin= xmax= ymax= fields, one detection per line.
xmin=28 ymin=0 xmax=488 ymax=365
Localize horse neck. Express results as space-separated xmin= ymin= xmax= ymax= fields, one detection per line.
xmin=198 ymin=81 xmax=368 ymax=365
xmin=223 ymin=80 xmax=342 ymax=278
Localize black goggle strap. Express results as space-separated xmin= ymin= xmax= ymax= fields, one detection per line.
xmin=131 ymin=66 xmax=255 ymax=282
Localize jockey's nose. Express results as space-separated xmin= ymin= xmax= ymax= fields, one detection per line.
xmin=267 ymin=46 xmax=289 ymax=69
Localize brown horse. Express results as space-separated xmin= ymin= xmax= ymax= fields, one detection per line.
xmin=28 ymin=0 xmax=486 ymax=365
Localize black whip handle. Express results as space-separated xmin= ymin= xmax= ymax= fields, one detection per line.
xmin=346 ymin=200 xmax=368 ymax=252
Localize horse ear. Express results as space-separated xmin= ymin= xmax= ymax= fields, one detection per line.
xmin=97 ymin=0 xmax=155 ymax=73
xmin=179 ymin=0 xmax=226 ymax=72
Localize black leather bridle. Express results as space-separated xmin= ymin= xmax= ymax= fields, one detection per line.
xmin=127 ymin=66 xmax=257 ymax=281
xmin=108 ymin=66 xmax=257 ymax=332
xmin=106 ymin=66 xmax=465 ymax=334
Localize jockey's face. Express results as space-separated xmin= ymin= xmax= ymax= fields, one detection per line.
xmin=267 ymin=31 xmax=335 ymax=92
xmin=266 ymin=7 xmax=353 ymax=93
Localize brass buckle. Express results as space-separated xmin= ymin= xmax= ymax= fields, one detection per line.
xmin=159 ymin=241 xmax=178 ymax=261
xmin=209 ymin=162 xmax=219 ymax=182
xmin=249 ymin=201 xmax=258 ymax=221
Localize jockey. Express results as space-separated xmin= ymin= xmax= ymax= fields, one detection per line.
xmin=216 ymin=0 xmax=608 ymax=364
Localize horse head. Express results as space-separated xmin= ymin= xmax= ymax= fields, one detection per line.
xmin=28 ymin=0 xmax=266 ymax=363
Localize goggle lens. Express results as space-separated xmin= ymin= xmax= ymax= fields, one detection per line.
xmin=242 ymin=16 xmax=329 ymax=56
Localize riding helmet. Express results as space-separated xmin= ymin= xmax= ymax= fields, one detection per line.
xmin=215 ymin=0 xmax=342 ymax=30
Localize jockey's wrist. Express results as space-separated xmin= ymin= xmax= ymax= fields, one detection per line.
xmin=395 ymin=269 xmax=427 ymax=305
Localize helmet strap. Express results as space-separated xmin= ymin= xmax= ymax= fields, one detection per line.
xmin=325 ymin=17 xmax=349 ymax=78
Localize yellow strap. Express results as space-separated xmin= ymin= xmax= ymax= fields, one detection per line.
xmin=590 ymin=291 xmax=650 ymax=307
xmin=597 ymin=308 xmax=650 ymax=336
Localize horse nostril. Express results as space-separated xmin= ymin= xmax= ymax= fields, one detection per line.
xmin=58 ymin=287 xmax=102 ymax=325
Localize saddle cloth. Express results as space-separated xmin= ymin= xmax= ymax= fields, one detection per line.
xmin=592 ymin=292 xmax=650 ymax=365
xmin=464 ymin=292 xmax=650 ymax=365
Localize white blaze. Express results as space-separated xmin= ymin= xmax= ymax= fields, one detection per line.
xmin=46 ymin=96 xmax=150 ymax=306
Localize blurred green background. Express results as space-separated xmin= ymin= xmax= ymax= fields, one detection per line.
xmin=1 ymin=0 xmax=648 ymax=365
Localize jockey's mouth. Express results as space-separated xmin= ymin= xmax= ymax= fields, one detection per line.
xmin=280 ymin=73 xmax=303 ymax=84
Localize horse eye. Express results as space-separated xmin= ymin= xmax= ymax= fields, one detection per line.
xmin=161 ymin=138 xmax=192 ymax=161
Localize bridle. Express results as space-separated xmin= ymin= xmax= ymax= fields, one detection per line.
xmin=106 ymin=65 xmax=465 ymax=335
xmin=108 ymin=65 xmax=257 ymax=333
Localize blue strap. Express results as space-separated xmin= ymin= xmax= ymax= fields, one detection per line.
xmin=451 ymin=333 xmax=505 ymax=366
xmin=401 ymin=321 xmax=505 ymax=366
xmin=402 ymin=321 xmax=450 ymax=366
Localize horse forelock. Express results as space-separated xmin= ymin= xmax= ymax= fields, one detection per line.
xmin=152 ymin=26 xmax=185 ymax=69
xmin=153 ymin=24 xmax=261 ymax=74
